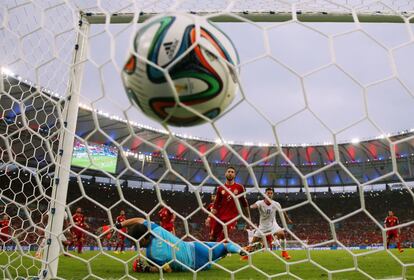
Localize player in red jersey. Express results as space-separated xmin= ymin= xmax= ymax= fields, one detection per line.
xmin=114 ymin=210 xmax=127 ymax=254
xmin=71 ymin=207 xmax=88 ymax=254
xmin=208 ymin=166 xmax=251 ymax=242
xmin=384 ymin=210 xmax=403 ymax=253
xmin=158 ymin=206 xmax=176 ymax=235
xmin=205 ymin=194 xmax=217 ymax=239
xmin=0 ymin=214 xmax=10 ymax=251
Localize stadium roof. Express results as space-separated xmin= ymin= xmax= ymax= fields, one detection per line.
xmin=2 ymin=71 xmax=414 ymax=187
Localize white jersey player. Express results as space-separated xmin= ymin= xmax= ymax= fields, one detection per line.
xmin=249 ymin=188 xmax=292 ymax=260
xmin=246 ymin=228 xmax=255 ymax=245
xmin=35 ymin=210 xmax=70 ymax=259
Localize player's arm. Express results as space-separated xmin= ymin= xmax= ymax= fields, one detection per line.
xmin=241 ymin=205 xmax=251 ymax=220
xmin=277 ymin=203 xmax=292 ymax=224
xmin=116 ymin=217 xmax=145 ymax=228
xmin=239 ymin=185 xmax=251 ymax=221
xmin=211 ymin=187 xmax=222 ymax=215
xmin=171 ymin=212 xmax=176 ymax=223
xmin=83 ymin=216 xmax=90 ymax=229
xmin=283 ymin=211 xmax=293 ymax=224
xmin=397 ymin=217 xmax=400 ymax=233
xmin=238 ymin=187 xmax=252 ymax=229
xmin=250 ymin=200 xmax=261 ymax=210
xmin=242 ymin=206 xmax=251 ymax=230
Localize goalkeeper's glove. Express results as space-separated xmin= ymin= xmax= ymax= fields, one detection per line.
xmin=132 ymin=258 xmax=152 ymax=273
xmin=162 ymin=263 xmax=172 ymax=273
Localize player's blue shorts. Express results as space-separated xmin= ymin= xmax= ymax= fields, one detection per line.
xmin=193 ymin=242 xmax=227 ymax=270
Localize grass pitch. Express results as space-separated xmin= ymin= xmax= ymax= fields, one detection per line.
xmin=71 ymin=155 xmax=117 ymax=173
xmin=0 ymin=249 xmax=413 ymax=279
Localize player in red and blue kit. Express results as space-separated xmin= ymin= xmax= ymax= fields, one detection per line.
xmin=384 ymin=210 xmax=403 ymax=253
xmin=208 ymin=166 xmax=251 ymax=242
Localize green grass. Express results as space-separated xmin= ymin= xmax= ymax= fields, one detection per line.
xmin=71 ymin=155 xmax=117 ymax=173
xmin=0 ymin=249 xmax=413 ymax=279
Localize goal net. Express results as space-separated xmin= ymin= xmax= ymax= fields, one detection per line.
xmin=1 ymin=0 xmax=414 ymax=279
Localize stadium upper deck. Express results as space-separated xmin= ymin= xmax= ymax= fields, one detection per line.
xmin=2 ymin=71 xmax=414 ymax=188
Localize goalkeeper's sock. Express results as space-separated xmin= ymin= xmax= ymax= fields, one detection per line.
xmin=280 ymin=239 xmax=286 ymax=251
xmin=397 ymin=242 xmax=401 ymax=250
xmin=386 ymin=241 xmax=390 ymax=249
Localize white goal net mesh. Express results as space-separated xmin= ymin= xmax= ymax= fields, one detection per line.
xmin=1 ymin=0 xmax=414 ymax=279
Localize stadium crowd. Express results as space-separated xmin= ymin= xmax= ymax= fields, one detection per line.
xmin=1 ymin=171 xmax=414 ymax=250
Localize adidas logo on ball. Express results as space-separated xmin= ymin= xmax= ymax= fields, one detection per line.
xmin=163 ymin=40 xmax=179 ymax=59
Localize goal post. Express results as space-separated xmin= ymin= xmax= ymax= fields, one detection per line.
xmin=84 ymin=12 xmax=409 ymax=24
xmin=41 ymin=16 xmax=89 ymax=279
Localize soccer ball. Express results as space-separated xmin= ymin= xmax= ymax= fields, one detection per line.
xmin=121 ymin=13 xmax=239 ymax=127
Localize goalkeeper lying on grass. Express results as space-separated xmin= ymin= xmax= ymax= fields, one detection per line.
xmin=114 ymin=217 xmax=261 ymax=273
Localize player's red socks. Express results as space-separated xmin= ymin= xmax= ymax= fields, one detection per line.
xmin=397 ymin=242 xmax=404 ymax=252
xmin=77 ymin=241 xmax=83 ymax=253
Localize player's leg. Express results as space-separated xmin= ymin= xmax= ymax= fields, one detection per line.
xmin=386 ymin=231 xmax=391 ymax=249
xmin=275 ymin=230 xmax=291 ymax=260
xmin=386 ymin=238 xmax=390 ymax=249
xmin=0 ymin=236 xmax=7 ymax=251
xmin=208 ymin=219 xmax=216 ymax=241
xmin=395 ymin=232 xmax=403 ymax=253
xmin=76 ymin=231 xmax=84 ymax=253
xmin=265 ymin=234 xmax=273 ymax=250
xmin=209 ymin=221 xmax=223 ymax=242
xmin=59 ymin=233 xmax=71 ymax=256
xmin=35 ymin=237 xmax=46 ymax=259
xmin=192 ymin=242 xmax=224 ymax=270
xmin=120 ymin=234 xmax=126 ymax=253
xmin=194 ymin=241 xmax=244 ymax=269
xmin=220 ymin=221 xmax=236 ymax=242
xmin=114 ymin=239 xmax=119 ymax=253
xmin=62 ymin=240 xmax=71 ymax=256
xmin=272 ymin=237 xmax=281 ymax=250
xmin=241 ymin=232 xmax=264 ymax=261
xmin=115 ymin=233 xmax=122 ymax=254
xmin=69 ymin=229 xmax=77 ymax=251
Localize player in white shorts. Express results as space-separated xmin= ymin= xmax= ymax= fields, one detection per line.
xmin=249 ymin=188 xmax=292 ymax=260
xmin=35 ymin=210 xmax=70 ymax=259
